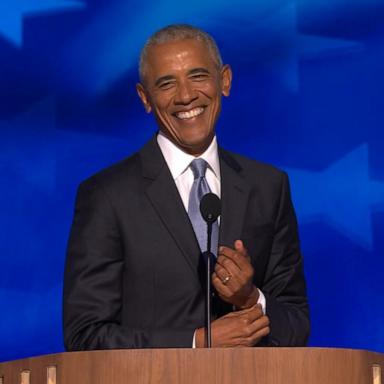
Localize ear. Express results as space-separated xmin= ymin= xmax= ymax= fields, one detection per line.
xmin=136 ymin=83 xmax=152 ymax=113
xmin=221 ymin=64 xmax=232 ymax=97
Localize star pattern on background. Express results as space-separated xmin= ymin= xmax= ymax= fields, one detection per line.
xmin=0 ymin=0 xmax=85 ymax=47
xmin=257 ymin=2 xmax=364 ymax=93
xmin=87 ymin=1 xmax=362 ymax=94
xmin=286 ymin=144 xmax=384 ymax=250
xmin=0 ymin=98 xmax=133 ymax=192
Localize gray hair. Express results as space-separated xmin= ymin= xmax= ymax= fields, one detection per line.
xmin=139 ymin=24 xmax=223 ymax=83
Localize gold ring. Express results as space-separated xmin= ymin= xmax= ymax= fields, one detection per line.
xmin=222 ymin=276 xmax=231 ymax=285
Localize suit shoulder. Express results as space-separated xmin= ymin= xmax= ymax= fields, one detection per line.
xmin=80 ymin=151 xmax=141 ymax=191
xmin=220 ymin=148 xmax=286 ymax=182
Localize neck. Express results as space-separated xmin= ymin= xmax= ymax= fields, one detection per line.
xmin=160 ymin=132 xmax=215 ymax=157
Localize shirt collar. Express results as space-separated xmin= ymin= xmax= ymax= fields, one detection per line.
xmin=157 ymin=131 xmax=220 ymax=180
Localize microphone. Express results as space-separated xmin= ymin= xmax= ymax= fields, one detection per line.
xmin=200 ymin=193 xmax=221 ymax=224
xmin=200 ymin=193 xmax=221 ymax=256
xmin=199 ymin=193 xmax=221 ymax=348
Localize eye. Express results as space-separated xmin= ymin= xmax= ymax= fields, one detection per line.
xmin=158 ymin=81 xmax=175 ymax=90
xmin=190 ymin=73 xmax=208 ymax=81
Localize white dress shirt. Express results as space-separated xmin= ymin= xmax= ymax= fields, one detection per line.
xmin=157 ymin=131 xmax=220 ymax=211
xmin=157 ymin=132 xmax=266 ymax=345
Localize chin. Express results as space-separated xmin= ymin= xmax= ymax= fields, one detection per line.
xmin=182 ymin=128 xmax=213 ymax=143
xmin=178 ymin=136 xmax=213 ymax=154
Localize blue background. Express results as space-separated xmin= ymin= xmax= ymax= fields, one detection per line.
xmin=1 ymin=0 xmax=383 ymax=362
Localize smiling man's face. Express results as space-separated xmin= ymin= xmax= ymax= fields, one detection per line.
xmin=137 ymin=38 xmax=232 ymax=156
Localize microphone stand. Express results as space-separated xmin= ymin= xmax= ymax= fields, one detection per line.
xmin=203 ymin=221 xmax=214 ymax=348
xmin=199 ymin=192 xmax=221 ymax=349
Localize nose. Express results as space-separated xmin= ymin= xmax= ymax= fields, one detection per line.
xmin=174 ymin=80 xmax=198 ymax=105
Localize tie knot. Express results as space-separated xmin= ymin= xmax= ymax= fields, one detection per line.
xmin=190 ymin=158 xmax=208 ymax=180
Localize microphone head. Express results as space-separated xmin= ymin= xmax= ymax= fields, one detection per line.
xmin=200 ymin=193 xmax=221 ymax=223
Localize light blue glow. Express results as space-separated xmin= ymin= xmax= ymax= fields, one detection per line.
xmin=0 ymin=0 xmax=85 ymax=47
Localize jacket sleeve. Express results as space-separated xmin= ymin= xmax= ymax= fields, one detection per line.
xmin=260 ymin=172 xmax=310 ymax=347
xmin=63 ymin=179 xmax=195 ymax=350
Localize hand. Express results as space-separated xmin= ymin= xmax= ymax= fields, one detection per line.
xmin=212 ymin=240 xmax=259 ymax=309
xmin=195 ymin=304 xmax=270 ymax=347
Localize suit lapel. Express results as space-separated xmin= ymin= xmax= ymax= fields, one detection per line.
xmin=139 ymin=137 xmax=251 ymax=283
xmin=140 ymin=137 xmax=202 ymax=281
xmin=219 ymin=148 xmax=251 ymax=248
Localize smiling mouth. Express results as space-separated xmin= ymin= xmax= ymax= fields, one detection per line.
xmin=174 ymin=107 xmax=205 ymax=120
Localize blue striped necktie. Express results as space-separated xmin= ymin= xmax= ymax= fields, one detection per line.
xmin=188 ymin=158 xmax=219 ymax=256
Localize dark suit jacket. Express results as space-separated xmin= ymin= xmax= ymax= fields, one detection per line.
xmin=63 ymin=136 xmax=309 ymax=350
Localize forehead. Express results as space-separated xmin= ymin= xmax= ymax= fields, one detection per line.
xmin=144 ymin=39 xmax=217 ymax=79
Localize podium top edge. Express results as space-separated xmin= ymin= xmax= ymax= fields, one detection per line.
xmin=1 ymin=347 xmax=383 ymax=364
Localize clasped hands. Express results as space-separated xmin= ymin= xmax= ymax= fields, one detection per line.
xmin=195 ymin=240 xmax=270 ymax=348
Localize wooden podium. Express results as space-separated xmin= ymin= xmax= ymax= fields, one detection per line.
xmin=0 ymin=348 xmax=383 ymax=384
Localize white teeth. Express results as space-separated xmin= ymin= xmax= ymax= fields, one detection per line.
xmin=176 ymin=107 xmax=204 ymax=120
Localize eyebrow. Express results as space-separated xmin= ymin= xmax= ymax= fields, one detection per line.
xmin=188 ymin=68 xmax=210 ymax=75
xmin=154 ymin=68 xmax=211 ymax=87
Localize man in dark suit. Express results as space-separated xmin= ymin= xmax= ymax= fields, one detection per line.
xmin=63 ymin=24 xmax=309 ymax=350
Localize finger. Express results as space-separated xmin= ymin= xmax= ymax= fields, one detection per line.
xmin=216 ymin=253 xmax=241 ymax=273
xmin=216 ymin=263 xmax=248 ymax=295
xmin=212 ymin=273 xmax=233 ymax=296
xmin=218 ymin=246 xmax=237 ymax=259
xmin=230 ymin=312 xmax=268 ymax=347
xmin=215 ymin=259 xmax=241 ymax=285
xmin=216 ymin=257 xmax=253 ymax=290
xmin=235 ymin=240 xmax=251 ymax=261
xmin=212 ymin=275 xmax=238 ymax=299
xmin=234 ymin=240 xmax=246 ymax=254
xmin=238 ymin=304 xmax=263 ymax=314
xmin=217 ymin=252 xmax=246 ymax=275
xmin=235 ymin=314 xmax=269 ymax=346
xmin=247 ymin=324 xmax=270 ymax=346
xmin=248 ymin=315 xmax=270 ymax=333
xmin=240 ymin=304 xmax=264 ymax=322
xmin=218 ymin=246 xmax=252 ymax=272
xmin=214 ymin=264 xmax=233 ymax=283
